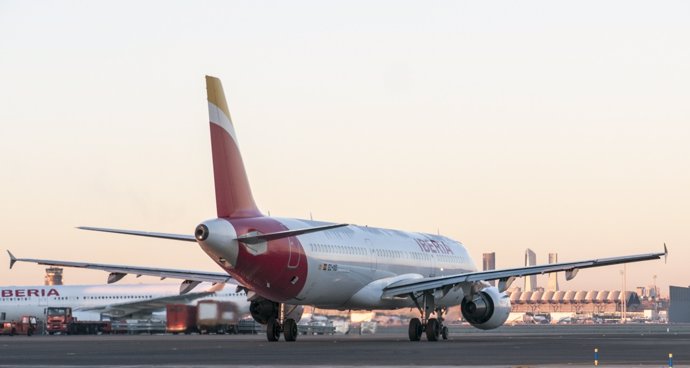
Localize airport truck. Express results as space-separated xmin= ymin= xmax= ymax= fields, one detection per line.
xmin=166 ymin=304 xmax=198 ymax=334
xmin=46 ymin=307 xmax=111 ymax=335
xmin=197 ymin=300 xmax=240 ymax=334
xmin=0 ymin=315 xmax=38 ymax=336
xmin=166 ymin=301 xmax=241 ymax=334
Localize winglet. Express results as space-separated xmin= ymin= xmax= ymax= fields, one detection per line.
xmin=7 ymin=250 xmax=17 ymax=269
xmin=664 ymin=243 xmax=668 ymax=264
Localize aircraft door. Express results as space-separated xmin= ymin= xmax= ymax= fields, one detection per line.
xmin=365 ymin=238 xmax=376 ymax=273
xmin=429 ymin=252 xmax=437 ymax=277
xmin=287 ymin=237 xmax=301 ymax=269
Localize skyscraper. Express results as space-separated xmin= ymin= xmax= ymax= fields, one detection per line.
xmin=547 ymin=253 xmax=559 ymax=291
xmin=524 ymin=248 xmax=537 ymax=291
xmin=483 ymin=252 xmax=496 ymax=286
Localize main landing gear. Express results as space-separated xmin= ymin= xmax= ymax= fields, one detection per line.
xmin=266 ymin=304 xmax=299 ymax=342
xmin=408 ymin=292 xmax=449 ymax=342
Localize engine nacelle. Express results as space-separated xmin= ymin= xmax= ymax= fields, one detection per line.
xmin=249 ymin=298 xmax=304 ymax=325
xmin=250 ymin=299 xmax=279 ymax=325
xmin=461 ymin=286 xmax=511 ymax=330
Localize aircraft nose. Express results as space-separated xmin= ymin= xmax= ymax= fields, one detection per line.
xmin=195 ymin=219 xmax=239 ymax=268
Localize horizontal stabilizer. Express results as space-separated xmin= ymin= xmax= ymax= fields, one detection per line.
xmin=78 ymin=226 xmax=196 ymax=242
xmin=236 ymin=223 xmax=349 ymax=244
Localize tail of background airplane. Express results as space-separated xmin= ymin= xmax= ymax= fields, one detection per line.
xmin=206 ymin=76 xmax=262 ymax=219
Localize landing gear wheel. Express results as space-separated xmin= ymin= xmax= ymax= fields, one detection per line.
xmin=266 ymin=317 xmax=281 ymax=342
xmin=426 ymin=318 xmax=440 ymax=341
xmin=408 ymin=318 xmax=423 ymax=341
xmin=441 ymin=326 xmax=449 ymax=340
xmin=283 ymin=318 xmax=298 ymax=342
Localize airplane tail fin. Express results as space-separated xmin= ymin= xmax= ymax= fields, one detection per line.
xmin=206 ymin=76 xmax=261 ymax=218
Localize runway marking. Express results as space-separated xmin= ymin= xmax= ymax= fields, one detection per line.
xmin=0 ymin=366 xmax=689 ymax=368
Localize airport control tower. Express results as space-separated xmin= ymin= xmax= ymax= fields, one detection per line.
xmin=524 ymin=249 xmax=537 ymax=291
xmin=44 ymin=267 xmax=64 ymax=285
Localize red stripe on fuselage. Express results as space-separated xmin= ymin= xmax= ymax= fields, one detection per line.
xmin=222 ymin=217 xmax=308 ymax=302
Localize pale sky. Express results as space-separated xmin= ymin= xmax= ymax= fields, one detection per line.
xmin=1 ymin=1 xmax=688 ymax=296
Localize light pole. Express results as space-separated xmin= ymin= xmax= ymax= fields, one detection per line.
xmin=653 ymin=274 xmax=658 ymax=319
xmin=620 ymin=264 xmax=627 ymax=324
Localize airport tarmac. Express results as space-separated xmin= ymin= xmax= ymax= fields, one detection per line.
xmin=0 ymin=325 xmax=688 ymax=367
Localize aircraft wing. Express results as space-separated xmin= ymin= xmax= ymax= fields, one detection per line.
xmin=76 ymin=290 xmax=218 ymax=318
xmin=8 ymin=251 xmax=235 ymax=293
xmin=382 ymin=245 xmax=667 ymax=298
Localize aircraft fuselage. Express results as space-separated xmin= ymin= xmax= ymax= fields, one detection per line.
xmin=199 ymin=216 xmax=476 ymax=310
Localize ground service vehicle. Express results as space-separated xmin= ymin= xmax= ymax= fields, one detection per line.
xmin=166 ymin=304 xmax=198 ymax=334
xmin=46 ymin=307 xmax=111 ymax=335
xmin=197 ymin=300 xmax=240 ymax=334
xmin=167 ymin=301 xmax=241 ymax=334
xmin=0 ymin=315 xmax=37 ymax=336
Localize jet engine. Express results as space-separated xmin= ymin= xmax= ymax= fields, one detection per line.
xmin=250 ymin=299 xmax=279 ymax=324
xmin=249 ymin=298 xmax=304 ymax=324
xmin=461 ymin=286 xmax=511 ymax=330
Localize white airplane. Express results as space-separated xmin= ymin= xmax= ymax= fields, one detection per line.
xmin=0 ymin=282 xmax=249 ymax=322
xmin=9 ymin=76 xmax=667 ymax=342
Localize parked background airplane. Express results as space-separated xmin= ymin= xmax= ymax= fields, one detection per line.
xmin=0 ymin=282 xmax=248 ymax=322
xmin=9 ymin=76 xmax=667 ymax=342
